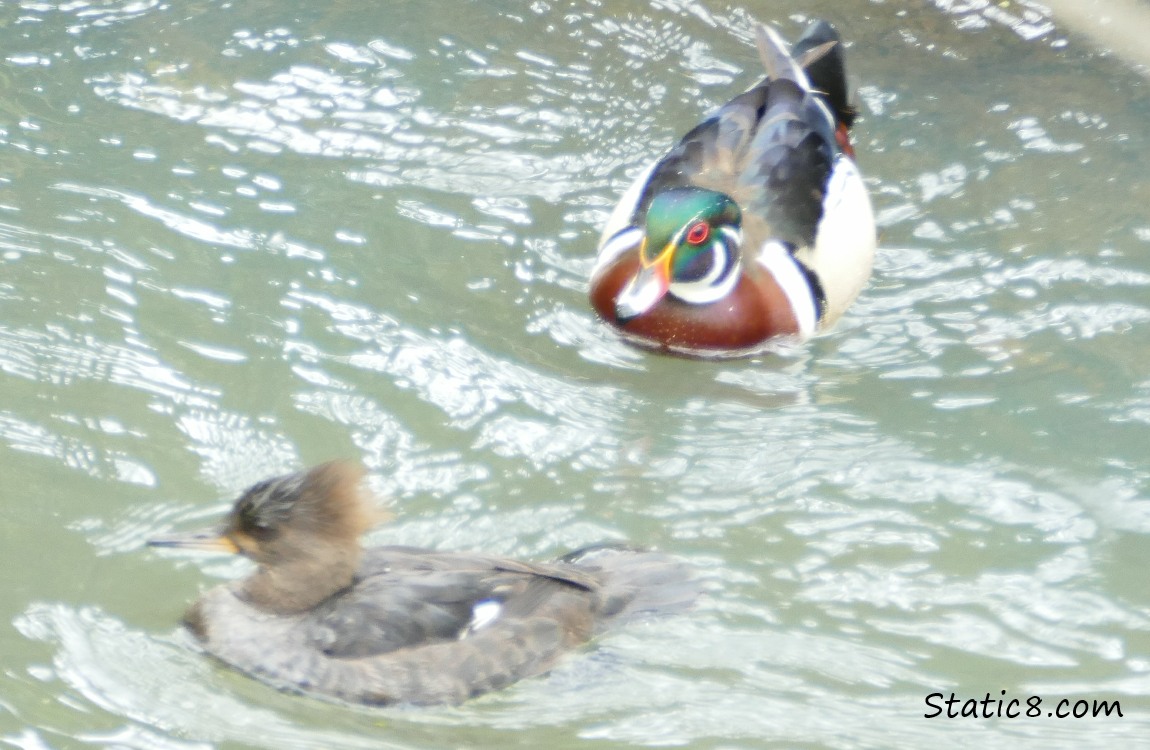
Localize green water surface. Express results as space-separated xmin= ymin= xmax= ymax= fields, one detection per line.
xmin=2 ymin=1 xmax=1149 ymax=748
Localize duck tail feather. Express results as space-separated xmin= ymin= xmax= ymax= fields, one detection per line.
xmin=560 ymin=544 xmax=699 ymax=630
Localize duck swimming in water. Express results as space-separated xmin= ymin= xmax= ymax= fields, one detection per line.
xmin=590 ymin=20 xmax=876 ymax=356
xmin=148 ymin=462 xmax=694 ymax=705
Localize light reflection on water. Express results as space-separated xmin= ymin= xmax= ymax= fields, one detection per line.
xmin=3 ymin=1 xmax=1150 ymax=748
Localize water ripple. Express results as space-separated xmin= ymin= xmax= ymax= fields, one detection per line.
xmin=4 ymin=3 xmax=1150 ymax=748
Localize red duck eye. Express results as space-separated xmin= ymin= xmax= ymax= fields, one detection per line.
xmin=685 ymin=221 xmax=710 ymax=245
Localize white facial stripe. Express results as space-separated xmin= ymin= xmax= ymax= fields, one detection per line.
xmin=671 ymin=246 xmax=723 ymax=300
xmin=684 ymin=242 xmax=724 ymax=288
xmin=697 ymin=243 xmax=725 ymax=286
xmin=757 ymin=241 xmax=818 ymax=339
xmin=719 ymin=225 xmax=742 ymax=248
xmin=669 ymin=225 xmax=742 ymax=305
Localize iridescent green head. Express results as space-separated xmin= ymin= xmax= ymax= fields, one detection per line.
xmin=616 ymin=188 xmax=743 ymax=321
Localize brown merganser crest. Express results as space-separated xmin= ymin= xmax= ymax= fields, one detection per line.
xmin=590 ymin=20 xmax=877 ymax=357
xmin=148 ymin=462 xmax=695 ymax=705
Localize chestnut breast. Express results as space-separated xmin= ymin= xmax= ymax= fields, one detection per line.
xmin=590 ymin=252 xmax=800 ymax=352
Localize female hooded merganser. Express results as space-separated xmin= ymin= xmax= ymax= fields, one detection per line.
xmin=590 ymin=20 xmax=876 ymax=357
xmin=148 ymin=462 xmax=694 ymax=705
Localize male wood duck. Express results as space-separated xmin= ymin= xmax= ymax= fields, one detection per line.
xmin=148 ymin=462 xmax=694 ymax=706
xmin=590 ymin=20 xmax=876 ymax=357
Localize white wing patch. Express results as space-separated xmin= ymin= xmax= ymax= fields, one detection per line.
xmin=461 ymin=599 xmax=502 ymax=638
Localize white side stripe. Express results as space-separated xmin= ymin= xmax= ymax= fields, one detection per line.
xmin=757 ymin=241 xmax=818 ymax=339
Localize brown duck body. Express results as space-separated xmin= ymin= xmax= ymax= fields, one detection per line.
xmin=151 ymin=463 xmax=694 ymax=706
xmin=186 ymin=544 xmax=687 ymax=705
